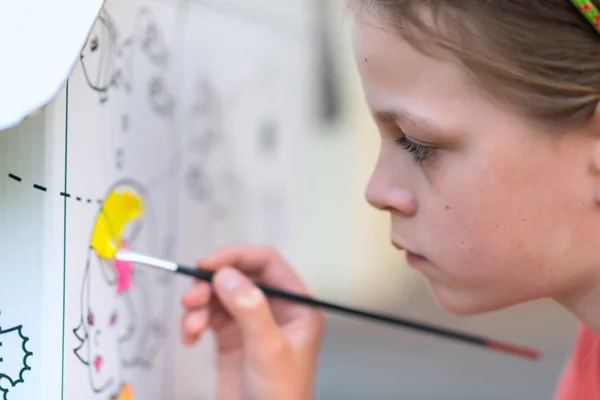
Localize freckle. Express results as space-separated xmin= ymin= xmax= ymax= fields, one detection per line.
xmin=469 ymin=248 xmax=473 ymax=252
xmin=522 ymin=218 xmax=526 ymax=222
xmin=445 ymin=205 xmax=450 ymax=210
xmin=364 ymin=57 xmax=368 ymax=63
xmin=461 ymin=242 xmax=464 ymax=245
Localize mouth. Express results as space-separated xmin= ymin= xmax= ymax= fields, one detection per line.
xmin=94 ymin=356 xmax=103 ymax=371
xmin=392 ymin=240 xmax=428 ymax=268
xmin=405 ymin=251 xmax=428 ymax=267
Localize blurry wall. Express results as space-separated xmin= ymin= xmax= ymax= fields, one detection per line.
xmin=293 ymin=0 xmax=413 ymax=308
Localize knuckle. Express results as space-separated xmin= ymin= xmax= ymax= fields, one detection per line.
xmin=263 ymin=337 xmax=290 ymax=361
xmin=181 ymin=293 xmax=194 ymax=308
xmin=181 ymin=289 xmax=208 ymax=309
xmin=261 ymin=245 xmax=282 ymax=262
xmin=217 ymin=243 xmax=247 ymax=257
xmin=196 ymin=285 xmax=211 ymax=301
xmin=181 ymin=318 xmax=193 ymax=335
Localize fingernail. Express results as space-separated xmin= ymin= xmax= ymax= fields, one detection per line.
xmin=218 ymin=268 xmax=244 ymax=293
xmin=235 ymin=287 xmax=262 ymax=309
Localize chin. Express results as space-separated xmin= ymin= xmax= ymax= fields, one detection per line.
xmin=426 ymin=281 xmax=515 ymax=317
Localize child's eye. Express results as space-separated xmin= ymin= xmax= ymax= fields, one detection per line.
xmin=87 ymin=310 xmax=95 ymax=326
xmin=395 ymin=135 xmax=437 ymax=164
xmin=109 ymin=312 xmax=117 ymax=326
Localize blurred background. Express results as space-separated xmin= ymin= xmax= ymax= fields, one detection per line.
xmin=289 ymin=1 xmax=580 ymax=398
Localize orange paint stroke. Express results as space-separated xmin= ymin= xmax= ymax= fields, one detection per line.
xmin=109 ymin=383 xmax=134 ymax=400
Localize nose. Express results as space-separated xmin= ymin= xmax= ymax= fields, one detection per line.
xmin=365 ymin=157 xmax=417 ymax=217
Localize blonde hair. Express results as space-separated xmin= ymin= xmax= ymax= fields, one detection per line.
xmin=348 ymin=0 xmax=600 ymax=130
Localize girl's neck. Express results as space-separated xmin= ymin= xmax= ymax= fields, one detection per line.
xmin=556 ymin=282 xmax=600 ymax=334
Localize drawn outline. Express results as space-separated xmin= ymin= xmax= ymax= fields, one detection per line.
xmin=0 ymin=323 xmax=33 ymax=400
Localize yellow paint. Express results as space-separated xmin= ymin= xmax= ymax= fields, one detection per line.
xmin=91 ymin=189 xmax=143 ymax=259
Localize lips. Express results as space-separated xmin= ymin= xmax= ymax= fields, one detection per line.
xmin=392 ymin=240 xmax=428 ymax=267
xmin=405 ymin=251 xmax=428 ymax=267
xmin=94 ymin=356 xmax=103 ymax=371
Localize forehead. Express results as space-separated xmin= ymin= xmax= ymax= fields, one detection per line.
xmin=350 ymin=13 xmax=485 ymax=126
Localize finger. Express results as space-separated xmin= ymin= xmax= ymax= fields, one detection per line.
xmin=181 ymin=329 xmax=201 ymax=347
xmin=198 ymin=245 xmax=310 ymax=294
xmin=207 ymin=297 xmax=232 ymax=332
xmin=181 ymin=281 xmax=212 ymax=310
xmin=212 ymin=267 xmax=288 ymax=361
xmin=181 ymin=308 xmax=210 ymax=342
xmin=197 ymin=244 xmax=277 ymax=272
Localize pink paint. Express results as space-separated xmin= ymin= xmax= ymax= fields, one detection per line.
xmin=94 ymin=356 xmax=103 ymax=371
xmin=113 ymin=241 xmax=133 ymax=294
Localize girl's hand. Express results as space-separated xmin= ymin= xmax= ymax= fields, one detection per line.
xmin=180 ymin=245 xmax=324 ymax=400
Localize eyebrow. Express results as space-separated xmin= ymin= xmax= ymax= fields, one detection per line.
xmin=373 ymin=108 xmax=436 ymax=128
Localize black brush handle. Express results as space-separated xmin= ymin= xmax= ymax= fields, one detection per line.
xmin=175 ymin=264 xmax=539 ymax=360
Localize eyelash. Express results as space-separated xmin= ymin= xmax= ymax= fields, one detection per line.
xmin=395 ymin=135 xmax=437 ymax=164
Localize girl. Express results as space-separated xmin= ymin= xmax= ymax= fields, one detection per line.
xmin=180 ymin=1 xmax=600 ymax=398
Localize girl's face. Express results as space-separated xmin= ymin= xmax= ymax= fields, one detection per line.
xmin=352 ymin=14 xmax=600 ymax=315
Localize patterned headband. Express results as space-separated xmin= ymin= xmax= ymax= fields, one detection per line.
xmin=571 ymin=0 xmax=600 ymax=33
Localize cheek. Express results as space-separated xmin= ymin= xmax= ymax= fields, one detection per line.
xmin=424 ymin=152 xmax=581 ymax=290
xmin=423 ymin=202 xmax=555 ymax=315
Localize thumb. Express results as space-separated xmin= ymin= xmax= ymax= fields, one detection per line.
xmin=212 ymin=267 xmax=286 ymax=355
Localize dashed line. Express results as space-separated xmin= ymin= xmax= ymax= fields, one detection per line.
xmin=8 ymin=173 xmax=103 ymax=205
xmin=8 ymin=173 xmax=22 ymax=182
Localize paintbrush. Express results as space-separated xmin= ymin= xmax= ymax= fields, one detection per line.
xmin=114 ymin=248 xmax=541 ymax=361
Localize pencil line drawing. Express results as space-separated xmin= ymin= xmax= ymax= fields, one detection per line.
xmin=0 ymin=313 xmax=33 ymax=400
xmin=72 ymin=179 xmax=170 ymax=399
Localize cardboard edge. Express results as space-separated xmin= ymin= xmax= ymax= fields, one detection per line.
xmin=0 ymin=2 xmax=105 ymax=133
